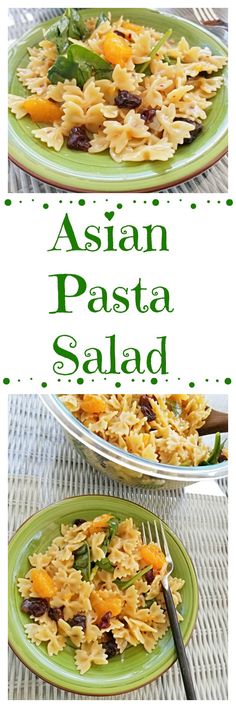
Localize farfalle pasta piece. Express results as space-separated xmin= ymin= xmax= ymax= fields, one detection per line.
xmin=25 ymin=618 xmax=66 ymax=656
xmin=119 ymin=585 xmax=139 ymax=617
xmin=104 ymin=110 xmax=150 ymax=154
xmin=132 ymin=30 xmax=153 ymax=64
xmin=85 ymin=103 xmax=118 ymax=133
xmin=28 ymin=550 xmax=55 ymax=568
xmin=112 ymin=65 xmax=144 ymax=92
xmin=58 ymin=618 xmax=84 ymax=647
xmin=89 ymin=531 xmax=106 ymax=561
xmin=8 ymin=94 xmax=28 ymax=119
xmin=32 ymin=126 xmax=64 ymax=151
xmin=110 ymin=137 xmax=174 ymax=163
xmin=75 ymin=641 xmax=108 ymax=674
xmin=192 ymin=76 xmax=223 ymax=96
xmin=45 ymin=79 xmax=77 ymax=102
xmin=61 ymin=95 xmax=85 ymax=136
xmin=83 ymin=78 xmax=105 ymax=108
xmin=153 ymin=104 xmax=195 ymax=150
xmin=17 ymin=577 xmax=32 ymax=598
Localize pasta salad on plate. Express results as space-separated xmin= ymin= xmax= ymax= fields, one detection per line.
xmin=8 ymin=8 xmax=227 ymax=164
xmin=18 ymin=513 xmax=184 ymax=674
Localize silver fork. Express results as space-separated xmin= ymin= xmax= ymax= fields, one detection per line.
xmin=193 ymin=8 xmax=228 ymax=30
xmin=142 ymin=520 xmax=196 ymax=700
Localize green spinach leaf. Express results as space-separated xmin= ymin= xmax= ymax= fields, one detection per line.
xmin=96 ymin=517 xmax=119 ymax=571
xmin=73 ymin=542 xmax=91 ymax=581
xmin=115 ymin=565 xmax=152 ymax=591
xmin=137 ymin=29 xmax=172 ymax=73
xmin=96 ymin=558 xmax=114 ymax=572
xmin=95 ymin=12 xmax=109 ymax=28
xmin=65 ymin=8 xmax=90 ymax=40
xmin=44 ymin=15 xmax=70 ymax=54
xmin=68 ymin=43 xmax=112 ymax=72
xmin=48 ymin=55 xmax=92 ymax=87
xmin=199 ymin=432 xmax=222 ymax=466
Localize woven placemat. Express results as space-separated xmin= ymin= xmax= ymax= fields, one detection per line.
xmin=8 ymin=7 xmax=228 ymax=194
xmin=8 ymin=395 xmax=228 ymax=700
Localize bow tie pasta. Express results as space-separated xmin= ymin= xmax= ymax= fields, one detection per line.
xmin=58 ymin=394 xmax=228 ymax=467
xmin=18 ymin=514 xmax=185 ymax=672
xmin=9 ymin=10 xmax=227 ymax=163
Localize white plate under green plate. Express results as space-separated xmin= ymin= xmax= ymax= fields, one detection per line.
xmin=8 ymin=9 xmax=228 ymax=192
xmin=8 ymin=495 xmax=198 ymax=695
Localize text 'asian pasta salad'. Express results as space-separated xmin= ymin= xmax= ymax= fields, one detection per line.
xmin=18 ymin=514 xmax=184 ymax=672
xmin=59 ymin=394 xmax=228 ymax=467
xmin=9 ymin=8 xmax=227 ymax=163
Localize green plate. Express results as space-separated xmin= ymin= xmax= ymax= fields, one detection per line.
xmin=9 ymin=495 xmax=198 ymax=696
xmin=8 ymin=9 xmax=228 ymax=192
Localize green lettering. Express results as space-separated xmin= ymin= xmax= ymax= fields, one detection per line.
xmin=144 ymin=224 xmax=168 ymax=252
xmin=150 ymin=287 xmax=174 ymax=313
xmin=84 ymin=225 xmax=101 ymax=251
xmin=49 ymin=274 xmax=87 ymax=313
xmin=88 ymin=287 xmax=112 ymax=313
xmin=48 ymin=214 xmax=81 ymax=251
xmin=53 ymin=334 xmax=78 ymax=375
xmin=121 ymin=348 xmax=145 ymax=374
xmin=113 ymin=287 xmax=129 ymax=313
xmin=119 ymin=225 xmax=142 ymax=251
xmin=146 ymin=337 xmax=168 ymax=374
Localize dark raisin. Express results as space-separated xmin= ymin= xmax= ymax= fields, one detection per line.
xmin=73 ymin=518 xmax=86 ymax=526
xmin=102 ymin=632 xmax=119 ymax=659
xmin=218 ymin=452 xmax=227 ymax=464
xmin=175 ymin=117 xmax=203 ymax=144
xmin=197 ymin=71 xmax=210 ymax=78
xmin=115 ymin=90 xmax=142 ymax=109
xmin=139 ymin=395 xmax=156 ymax=422
xmin=21 ymin=597 xmax=49 ymax=617
xmin=68 ymin=613 xmax=86 ymax=632
xmin=67 ymin=126 xmax=91 ymax=151
xmin=140 ymin=108 xmax=156 ymax=124
xmin=97 ymin=611 xmax=112 ymax=630
xmin=145 ymin=568 xmax=155 ymax=584
xmin=114 ymin=30 xmax=126 ymax=38
xmin=48 ymin=606 xmax=64 ymax=622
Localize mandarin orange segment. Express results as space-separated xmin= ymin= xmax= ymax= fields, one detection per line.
xmin=103 ymin=31 xmax=132 ymax=67
xmin=87 ymin=513 xmax=112 ymax=535
xmin=81 ymin=395 xmax=106 ymax=414
xmin=122 ymin=21 xmax=144 ymax=34
xmin=140 ymin=543 xmax=166 ymax=570
xmin=31 ymin=569 xmax=56 ymax=598
xmin=23 ymin=97 xmax=62 ymax=124
xmin=91 ymin=590 xmax=122 ymax=619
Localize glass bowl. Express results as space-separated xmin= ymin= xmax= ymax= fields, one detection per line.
xmin=41 ymin=395 xmax=228 ymax=489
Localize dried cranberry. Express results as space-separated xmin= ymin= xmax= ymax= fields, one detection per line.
xmin=48 ymin=606 xmax=64 ymax=622
xmin=145 ymin=568 xmax=155 ymax=584
xmin=139 ymin=395 xmax=156 ymax=422
xmin=175 ymin=117 xmax=203 ymax=144
xmin=21 ymin=597 xmax=49 ymax=617
xmin=140 ymin=108 xmax=156 ymax=124
xmin=218 ymin=452 xmax=227 ymax=464
xmin=97 ymin=612 xmax=112 ymax=630
xmin=68 ymin=613 xmax=86 ymax=632
xmin=197 ymin=71 xmax=210 ymax=78
xmin=115 ymin=90 xmax=142 ymax=109
xmin=67 ymin=126 xmax=91 ymax=151
xmin=114 ymin=30 xmax=126 ymax=38
xmin=102 ymin=632 xmax=119 ymax=659
xmin=73 ymin=518 xmax=86 ymax=526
